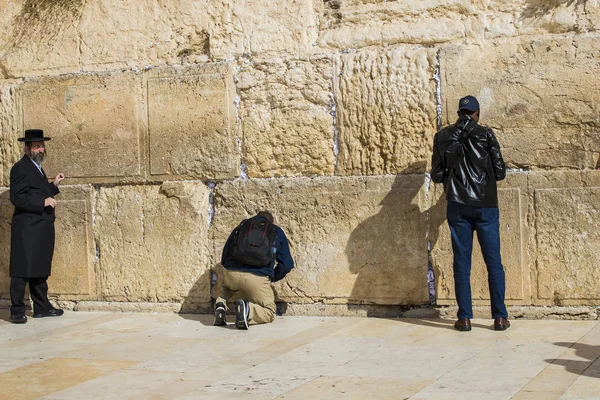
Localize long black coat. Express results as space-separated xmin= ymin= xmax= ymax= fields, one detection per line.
xmin=9 ymin=156 xmax=60 ymax=278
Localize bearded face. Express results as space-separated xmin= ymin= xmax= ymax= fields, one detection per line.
xmin=25 ymin=142 xmax=46 ymax=163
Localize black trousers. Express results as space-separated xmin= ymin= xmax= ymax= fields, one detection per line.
xmin=10 ymin=277 xmax=52 ymax=315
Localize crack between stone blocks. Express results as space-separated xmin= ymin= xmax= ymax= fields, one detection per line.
xmin=207 ymin=181 xmax=215 ymax=229
xmin=0 ymin=60 xmax=13 ymax=79
xmin=75 ymin=0 xmax=87 ymax=70
xmin=434 ymin=48 xmax=443 ymax=131
xmin=578 ymin=0 xmax=589 ymax=33
xmin=232 ymin=62 xmax=248 ymax=180
xmin=424 ymin=172 xmax=436 ymax=305
xmin=285 ymin=281 xmax=319 ymax=303
xmin=327 ymin=55 xmax=340 ymax=174
xmin=141 ymin=193 xmax=146 ymax=242
xmin=329 ymin=91 xmax=339 ymax=174
xmin=92 ymin=185 xmax=101 ymax=268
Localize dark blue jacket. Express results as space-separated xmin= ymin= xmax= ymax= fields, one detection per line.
xmin=221 ymin=219 xmax=294 ymax=282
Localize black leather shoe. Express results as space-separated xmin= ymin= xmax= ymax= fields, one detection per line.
xmin=494 ymin=318 xmax=510 ymax=331
xmin=33 ymin=308 xmax=64 ymax=318
xmin=9 ymin=314 xmax=27 ymax=324
xmin=454 ymin=318 xmax=472 ymax=332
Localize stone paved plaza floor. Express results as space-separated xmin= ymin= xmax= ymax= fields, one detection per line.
xmin=1 ymin=311 xmax=600 ymax=399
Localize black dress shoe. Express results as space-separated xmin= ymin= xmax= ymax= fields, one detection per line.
xmin=33 ymin=308 xmax=64 ymax=318
xmin=454 ymin=318 xmax=472 ymax=332
xmin=494 ymin=318 xmax=510 ymax=331
xmin=9 ymin=314 xmax=27 ymax=324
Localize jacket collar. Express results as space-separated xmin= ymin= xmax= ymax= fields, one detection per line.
xmin=21 ymin=155 xmax=49 ymax=186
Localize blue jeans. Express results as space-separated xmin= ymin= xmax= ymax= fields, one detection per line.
xmin=447 ymin=201 xmax=508 ymax=320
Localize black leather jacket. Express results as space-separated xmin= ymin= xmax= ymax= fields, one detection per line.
xmin=431 ymin=116 xmax=506 ymax=207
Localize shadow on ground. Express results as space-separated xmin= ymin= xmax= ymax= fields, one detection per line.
xmin=546 ymin=342 xmax=600 ymax=379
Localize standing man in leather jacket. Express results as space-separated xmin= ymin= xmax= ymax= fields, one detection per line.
xmin=431 ymin=95 xmax=510 ymax=332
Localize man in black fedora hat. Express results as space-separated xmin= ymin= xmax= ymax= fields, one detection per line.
xmin=8 ymin=129 xmax=65 ymax=324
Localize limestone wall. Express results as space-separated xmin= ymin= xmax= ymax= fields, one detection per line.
xmin=1 ymin=0 xmax=599 ymax=314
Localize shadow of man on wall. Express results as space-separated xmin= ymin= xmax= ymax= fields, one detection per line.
xmin=179 ymin=268 xmax=213 ymax=325
xmin=345 ymin=162 xmax=446 ymax=316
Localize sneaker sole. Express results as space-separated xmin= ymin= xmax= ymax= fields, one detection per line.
xmin=214 ymin=308 xmax=226 ymax=326
xmin=235 ymin=301 xmax=249 ymax=330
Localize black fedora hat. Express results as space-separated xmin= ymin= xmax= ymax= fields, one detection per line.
xmin=18 ymin=129 xmax=52 ymax=143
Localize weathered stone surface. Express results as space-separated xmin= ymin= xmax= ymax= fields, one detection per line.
xmin=431 ymin=173 xmax=530 ymax=306
xmin=437 ymin=305 xmax=599 ymax=320
xmin=0 ymin=1 xmax=588 ymax=77
xmin=485 ymin=0 xmax=580 ymax=39
xmin=317 ymin=1 xmax=480 ymax=49
xmin=0 ymin=185 xmax=94 ymax=299
xmin=48 ymin=185 xmax=95 ymax=298
xmin=334 ymin=47 xmax=437 ymax=176
xmin=20 ymin=72 xmax=145 ymax=183
xmin=94 ymin=182 xmax=211 ymax=305
xmin=212 ymin=175 xmax=430 ymax=305
xmin=316 ymin=1 xmax=581 ymax=51
xmin=0 ymin=80 xmax=22 ymax=187
xmin=237 ymin=57 xmax=335 ymax=177
xmin=531 ymin=171 xmax=600 ymax=305
xmin=78 ymin=1 xmax=210 ymax=71
xmin=207 ymin=0 xmax=318 ymax=59
xmin=0 ymin=1 xmax=212 ymax=77
xmin=588 ymin=0 xmax=600 ymax=32
xmin=147 ymin=64 xmax=238 ymax=180
xmin=0 ymin=0 xmax=83 ymax=77
xmin=58 ymin=300 xmax=190 ymax=313
xmin=441 ymin=34 xmax=600 ymax=169
xmin=283 ymin=303 xmax=411 ymax=318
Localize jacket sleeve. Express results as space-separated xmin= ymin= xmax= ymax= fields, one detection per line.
xmin=220 ymin=229 xmax=236 ymax=265
xmin=10 ymin=165 xmax=45 ymax=213
xmin=48 ymin=182 xmax=60 ymax=196
xmin=430 ymin=134 xmax=445 ymax=184
xmin=488 ymin=129 xmax=506 ymax=181
xmin=273 ymin=228 xmax=294 ymax=282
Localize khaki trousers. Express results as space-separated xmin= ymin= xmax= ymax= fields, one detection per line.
xmin=212 ymin=264 xmax=275 ymax=325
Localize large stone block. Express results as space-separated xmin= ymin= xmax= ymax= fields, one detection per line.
xmin=94 ymin=182 xmax=211 ymax=306
xmin=237 ymin=57 xmax=335 ymax=178
xmin=48 ymin=185 xmax=95 ymax=298
xmin=334 ymin=47 xmax=437 ymax=176
xmin=317 ymin=1 xmax=480 ymax=49
xmin=431 ymin=173 xmax=530 ymax=306
xmin=485 ymin=1 xmax=580 ymax=39
xmin=20 ymin=72 xmax=145 ymax=183
xmin=206 ymin=0 xmax=318 ymax=59
xmin=212 ymin=174 xmax=430 ymax=305
xmin=0 ymin=186 xmax=94 ymax=299
xmin=441 ymin=34 xmax=600 ymax=169
xmin=0 ymin=0 xmax=84 ymax=77
xmin=147 ymin=64 xmax=239 ymax=180
xmin=316 ymin=1 xmax=581 ymax=50
xmin=78 ymin=0 xmax=210 ymax=71
xmin=530 ymin=171 xmax=600 ymax=305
